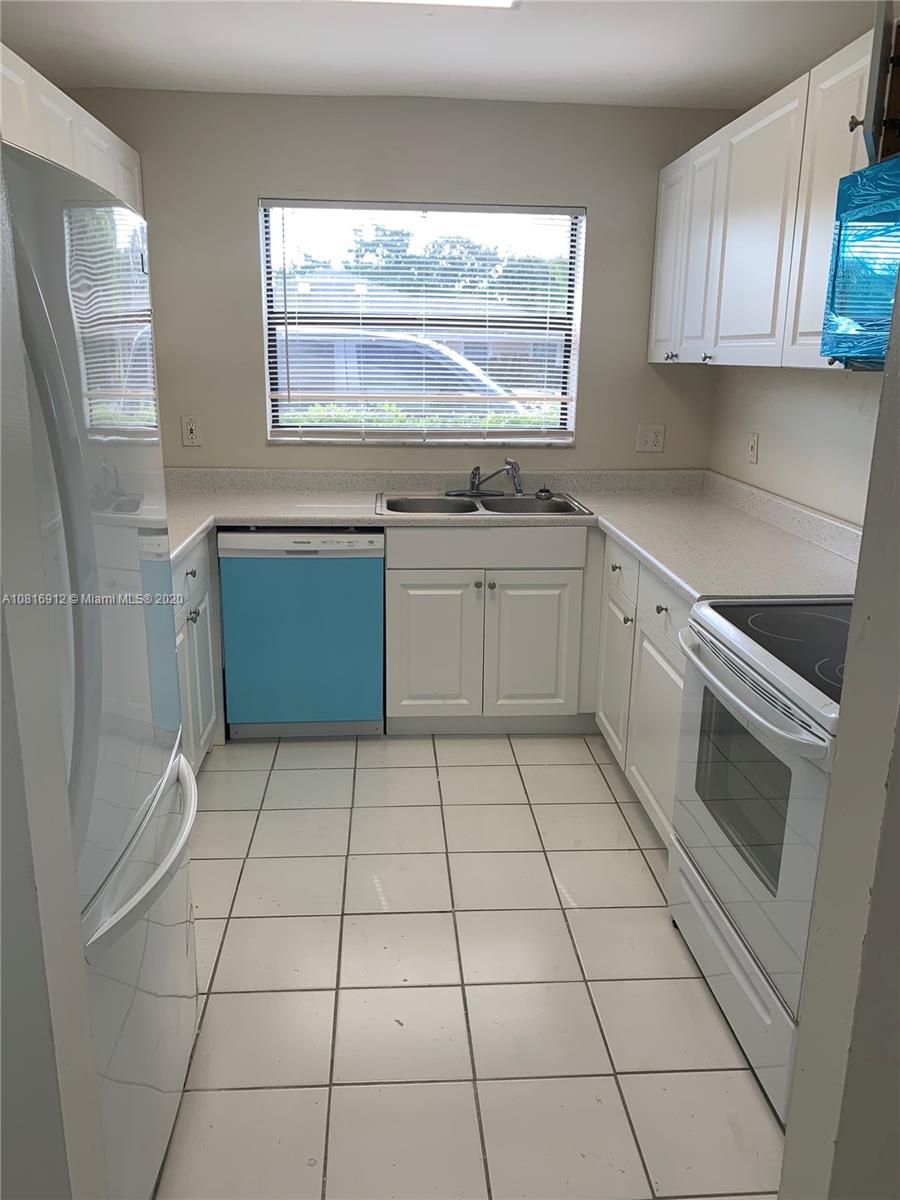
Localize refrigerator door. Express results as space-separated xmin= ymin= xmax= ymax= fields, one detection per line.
xmin=83 ymin=755 xmax=198 ymax=1200
xmin=3 ymin=145 xmax=181 ymax=911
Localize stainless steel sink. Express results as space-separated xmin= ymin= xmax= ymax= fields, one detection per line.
xmin=380 ymin=496 xmax=479 ymax=514
xmin=478 ymin=495 xmax=592 ymax=515
xmin=376 ymin=492 xmax=592 ymax=517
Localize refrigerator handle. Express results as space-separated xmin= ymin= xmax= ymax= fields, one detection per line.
xmin=83 ymin=755 xmax=197 ymax=963
xmin=11 ymin=224 xmax=102 ymax=854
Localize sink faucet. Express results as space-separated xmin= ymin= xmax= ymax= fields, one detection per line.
xmin=448 ymin=458 xmax=524 ymax=498
xmin=101 ymin=459 xmax=120 ymax=494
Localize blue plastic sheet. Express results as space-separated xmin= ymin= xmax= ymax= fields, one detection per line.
xmin=821 ymin=155 xmax=900 ymax=368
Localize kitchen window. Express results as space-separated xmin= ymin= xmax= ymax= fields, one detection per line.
xmin=259 ymin=201 xmax=586 ymax=444
xmin=65 ymin=206 xmax=159 ymax=437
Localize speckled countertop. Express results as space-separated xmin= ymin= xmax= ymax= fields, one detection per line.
xmin=166 ymin=481 xmax=857 ymax=602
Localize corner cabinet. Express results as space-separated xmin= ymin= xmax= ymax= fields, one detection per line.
xmin=647 ymin=30 xmax=873 ymax=370
xmin=1 ymin=43 xmax=143 ymax=211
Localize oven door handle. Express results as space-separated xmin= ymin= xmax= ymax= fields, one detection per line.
xmin=678 ymin=630 xmax=830 ymax=762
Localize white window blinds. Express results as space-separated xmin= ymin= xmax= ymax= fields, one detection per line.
xmin=260 ymin=202 xmax=585 ymax=443
xmin=65 ymin=206 xmax=159 ymax=434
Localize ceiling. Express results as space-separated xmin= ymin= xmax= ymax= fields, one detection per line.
xmin=1 ymin=0 xmax=873 ymax=109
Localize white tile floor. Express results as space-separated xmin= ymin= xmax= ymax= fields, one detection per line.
xmin=160 ymin=733 xmax=784 ymax=1200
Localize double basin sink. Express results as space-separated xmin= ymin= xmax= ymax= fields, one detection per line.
xmin=376 ymin=493 xmax=592 ymax=516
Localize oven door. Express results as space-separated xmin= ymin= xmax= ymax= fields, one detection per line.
xmin=674 ymin=626 xmax=832 ymax=1016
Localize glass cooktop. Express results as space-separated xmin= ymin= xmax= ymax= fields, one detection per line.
xmin=709 ymin=600 xmax=853 ymax=705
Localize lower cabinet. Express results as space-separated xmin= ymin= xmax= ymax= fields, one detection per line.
xmin=386 ymin=570 xmax=484 ymax=718
xmin=175 ymin=581 xmax=217 ymax=772
xmin=624 ymin=621 xmax=684 ymax=842
xmin=386 ymin=567 xmax=583 ymax=720
xmin=595 ymin=536 xmax=687 ymax=847
xmin=595 ymin=582 xmax=636 ymax=766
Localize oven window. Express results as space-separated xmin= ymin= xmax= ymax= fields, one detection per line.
xmin=695 ymin=688 xmax=792 ymax=895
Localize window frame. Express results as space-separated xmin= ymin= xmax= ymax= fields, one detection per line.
xmin=259 ymin=200 xmax=585 ymax=446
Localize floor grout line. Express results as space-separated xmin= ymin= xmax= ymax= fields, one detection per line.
xmin=179 ymin=733 xmax=783 ymax=1198
xmin=435 ymin=732 xmax=495 ymax=1200
xmin=318 ymin=735 xmax=358 ymax=1200
xmin=510 ymin=733 xmax=659 ymax=1199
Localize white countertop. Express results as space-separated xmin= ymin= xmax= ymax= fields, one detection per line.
xmin=166 ymin=485 xmax=857 ymax=602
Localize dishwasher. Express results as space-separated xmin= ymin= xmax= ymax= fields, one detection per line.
xmin=218 ymin=530 xmax=384 ymax=738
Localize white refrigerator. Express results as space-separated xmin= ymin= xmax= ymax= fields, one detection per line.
xmin=2 ymin=144 xmax=197 ymax=1199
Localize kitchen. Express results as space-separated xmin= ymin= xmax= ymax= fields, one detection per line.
xmin=1 ymin=3 xmax=898 ymax=1199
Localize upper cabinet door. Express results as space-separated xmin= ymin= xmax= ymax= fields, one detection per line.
xmin=647 ymin=156 xmax=689 ymax=362
xmin=677 ymin=136 xmax=727 ymax=363
xmin=711 ymin=75 xmax=809 ymax=365
xmin=782 ymin=33 xmax=873 ymax=368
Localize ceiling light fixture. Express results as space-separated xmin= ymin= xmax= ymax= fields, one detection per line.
xmin=331 ymin=0 xmax=520 ymax=8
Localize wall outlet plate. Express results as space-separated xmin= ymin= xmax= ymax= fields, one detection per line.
xmin=181 ymin=415 xmax=201 ymax=447
xmin=636 ymin=423 xmax=666 ymax=452
xmin=748 ymin=431 xmax=759 ymax=465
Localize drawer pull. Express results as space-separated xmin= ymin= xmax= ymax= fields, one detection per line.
xmin=487 ymin=580 xmax=496 ymax=590
xmin=655 ymin=603 xmax=668 ymax=615
xmin=185 ymin=567 xmax=197 ymax=578
xmin=622 ymin=615 xmax=633 ymax=626
xmin=474 ymin=579 xmax=483 ymax=589
xmin=610 ymin=563 xmax=621 ymax=572
xmin=187 ymin=608 xmax=199 ymax=624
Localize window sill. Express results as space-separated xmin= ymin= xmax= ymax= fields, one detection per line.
xmin=267 ymin=434 xmax=576 ymax=448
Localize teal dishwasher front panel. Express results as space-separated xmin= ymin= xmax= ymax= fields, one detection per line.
xmin=220 ymin=555 xmax=384 ymax=726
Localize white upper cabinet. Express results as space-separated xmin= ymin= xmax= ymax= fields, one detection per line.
xmin=1 ymin=43 xmax=143 ymax=212
xmin=647 ymin=157 xmax=689 ymax=363
xmin=712 ymin=74 xmax=809 ymax=366
xmin=648 ymin=31 xmax=874 ymax=370
xmin=677 ymin=135 xmax=726 ymax=363
xmin=783 ymin=32 xmax=873 ymax=367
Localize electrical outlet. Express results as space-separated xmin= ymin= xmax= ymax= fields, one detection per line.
xmin=748 ymin=431 xmax=759 ymax=465
xmin=636 ymin=423 xmax=666 ymax=453
xmin=181 ymin=415 xmax=201 ymax=447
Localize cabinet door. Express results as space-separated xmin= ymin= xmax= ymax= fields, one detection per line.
xmin=483 ymin=570 xmax=583 ymax=718
xmin=175 ymin=614 xmax=197 ymax=770
xmin=783 ymin=33 xmax=873 ymax=368
xmin=188 ymin=588 xmax=217 ymax=763
xmin=625 ymin=623 xmax=684 ymax=843
xmin=647 ymin=156 xmax=689 ymax=362
xmin=595 ymin=585 xmax=636 ymax=768
xmin=677 ymin=136 xmax=726 ymax=363
xmin=386 ymin=570 xmax=484 ymax=718
xmin=712 ymin=75 xmax=808 ymax=365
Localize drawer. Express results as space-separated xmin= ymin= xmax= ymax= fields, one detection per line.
xmin=637 ymin=570 xmax=691 ymax=648
xmin=172 ymin=538 xmax=209 ymax=606
xmin=668 ymin=842 xmax=795 ymax=1121
xmin=604 ymin=538 xmax=639 ymax=603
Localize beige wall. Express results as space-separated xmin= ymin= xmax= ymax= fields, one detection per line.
xmin=709 ymin=367 xmax=881 ymax=526
xmin=71 ymin=88 xmax=729 ymax=472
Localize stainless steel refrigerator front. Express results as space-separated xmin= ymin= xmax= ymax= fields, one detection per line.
xmin=3 ymin=145 xmax=197 ymax=1200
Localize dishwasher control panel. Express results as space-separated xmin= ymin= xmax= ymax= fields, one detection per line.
xmin=218 ymin=531 xmax=385 ymax=557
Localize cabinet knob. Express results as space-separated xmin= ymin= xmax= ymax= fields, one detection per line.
xmin=848 ymin=114 xmax=863 ymax=133
xmin=187 ymin=608 xmax=199 ymax=624
xmin=487 ymin=580 xmax=496 ymax=590
xmin=474 ymin=579 xmax=483 ymax=589
xmin=622 ymin=615 xmax=633 ymax=626
xmin=655 ymin=603 xmax=668 ymax=615
xmin=185 ymin=567 xmax=197 ymax=578
xmin=663 ymin=352 xmax=671 ymax=361
xmin=610 ymin=563 xmax=621 ymax=573
xmin=701 ymin=353 xmax=713 ymax=363
xmin=669 ymin=352 xmax=679 ymax=362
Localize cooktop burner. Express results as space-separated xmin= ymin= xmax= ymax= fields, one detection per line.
xmin=708 ymin=600 xmax=853 ymax=704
